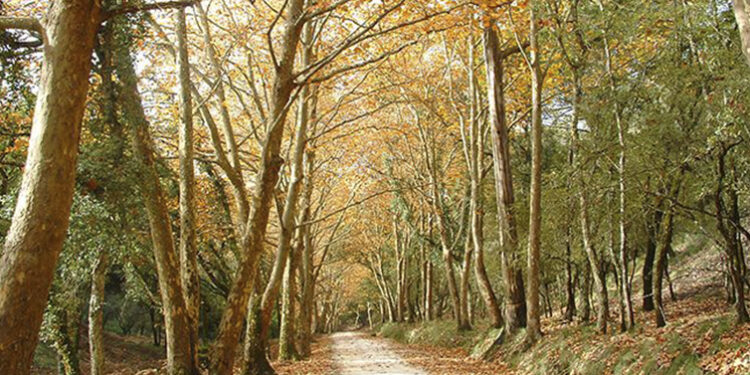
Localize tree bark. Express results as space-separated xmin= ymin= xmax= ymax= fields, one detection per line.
xmin=279 ymin=237 xmax=301 ymax=361
xmin=525 ymin=4 xmax=544 ymax=343
xmin=581 ymin=263 xmax=591 ymax=322
xmin=176 ymin=9 xmax=201 ymax=365
xmin=243 ymin=25 xmax=313 ymax=372
xmin=654 ymin=197 xmax=676 ymax=328
xmin=436 ymin=203 xmax=462 ymax=328
xmin=210 ymin=0 xmax=306 ymax=373
xmin=194 ymin=1 xmax=248 ymax=230
xmin=89 ymin=251 xmax=108 ymax=375
xmin=425 ymin=258 xmax=434 ymax=321
xmin=565 ymin=59 xmax=609 ymax=334
xmin=603 ymin=30 xmax=635 ymax=331
xmin=416 ymin=110 xmax=463 ymax=328
xmin=713 ymin=146 xmax=750 ymax=324
xmin=394 ymin=217 xmax=407 ymax=323
xmin=242 ymin=297 xmax=273 ymax=375
xmin=116 ymin=38 xmax=198 ymax=375
xmin=484 ymin=24 xmax=527 ymax=333
xmin=642 ymin=198 xmax=663 ymax=312
xmin=471 ymin=143 xmax=503 ymax=329
xmin=0 ymin=3 xmax=101 ymax=373
xmin=732 ymin=0 xmax=750 ymax=66
xmin=419 ymin=213 xmax=429 ymax=322
xmin=579 ymin=182 xmax=608 ymax=334
xmin=296 ymin=152 xmax=316 ymax=358
xmin=50 ymin=300 xmax=83 ymax=375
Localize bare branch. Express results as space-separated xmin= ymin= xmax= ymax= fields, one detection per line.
xmin=296 ymin=3 xmax=464 ymax=86
xmin=304 ymin=39 xmax=418 ymax=85
xmin=302 ymin=0 xmax=353 ymax=21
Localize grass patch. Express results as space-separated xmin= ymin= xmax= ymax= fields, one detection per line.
xmin=379 ymin=320 xmax=488 ymax=351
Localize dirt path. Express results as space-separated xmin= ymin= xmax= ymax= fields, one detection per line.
xmin=330 ymin=332 xmax=427 ymax=375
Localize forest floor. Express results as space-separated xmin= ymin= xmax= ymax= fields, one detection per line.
xmin=31 ymin=241 xmax=750 ymax=374
xmin=29 ymin=290 xmax=750 ymax=375
xmin=31 ymin=333 xmax=339 ymax=375
xmin=376 ymin=286 xmax=750 ymax=374
xmin=377 ymin=242 xmax=750 ymax=375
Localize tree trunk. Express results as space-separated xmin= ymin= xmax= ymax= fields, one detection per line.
xmin=195 ymin=1 xmax=248 ymax=231
xmin=654 ymin=201 xmax=675 ymax=328
xmin=210 ymin=0 xmax=306 ymax=373
xmin=0 ymin=3 xmax=101 ymax=373
xmin=727 ymin=182 xmax=749 ymax=324
xmin=642 ymin=200 xmax=663 ymax=312
xmin=579 ymin=182 xmax=608 ymax=334
xmin=51 ymin=302 xmax=83 ymax=375
xmin=653 ymin=174 xmax=682 ymax=327
xmin=89 ymin=251 xmax=108 ymax=375
xmin=394 ymin=217 xmax=407 ymax=323
xmin=116 ymin=38 xmax=198 ymax=375
xmin=603 ymin=30 xmax=635 ymax=331
xmin=561 ymin=52 xmax=580 ymax=326
xmin=581 ymin=264 xmax=591 ymax=323
xmin=567 ymin=60 xmax=608 ymax=334
xmin=425 ymin=260 xmax=434 ymax=321
xmin=460 ymin=210 xmax=473 ymax=330
xmin=607 ymin=204 xmax=626 ymax=332
xmin=732 ymin=0 xmax=750 ymax=66
xmin=564 ymin=241 xmax=576 ymax=322
xmin=367 ymin=302 xmax=374 ymax=330
xmin=438 ymin=216 xmax=462 ymax=328
xmin=279 ymin=239 xmax=301 ymax=361
xmin=295 ymin=152 xmax=315 ymax=358
xmin=525 ymin=5 xmax=544 ymax=343
xmin=176 ymin=9 xmax=201 ymax=365
xmin=484 ymin=24 xmax=527 ymax=333
xmin=242 ymin=297 xmax=274 ymax=375
xmin=280 ymin=25 xmax=315 ymax=359
xmin=472 ymin=178 xmax=503 ymax=329
xmin=713 ymin=146 xmax=750 ymax=324
xmin=419 ymin=214 xmax=429 ymax=322
xmin=244 ymin=30 xmax=313 ymax=370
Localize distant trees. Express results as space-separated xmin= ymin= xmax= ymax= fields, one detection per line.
xmin=354 ymin=0 xmax=750 ymax=345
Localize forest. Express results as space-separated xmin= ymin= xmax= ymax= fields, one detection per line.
xmin=1 ymin=0 xmax=750 ymax=374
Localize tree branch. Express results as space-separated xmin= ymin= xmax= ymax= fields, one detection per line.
xmin=105 ymin=1 xmax=194 ymax=19
xmin=0 ymin=17 xmax=44 ymax=39
xmin=303 ymin=39 xmax=419 ymax=85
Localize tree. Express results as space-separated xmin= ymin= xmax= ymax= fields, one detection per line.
xmin=114 ymin=27 xmax=199 ymax=375
xmin=514 ymin=1 xmax=545 ymax=343
xmin=732 ymin=0 xmax=750 ymax=66
xmin=0 ymin=2 xmax=102 ymax=373
xmin=175 ymin=8 xmax=201 ymax=366
xmin=484 ymin=14 xmax=528 ymax=333
xmin=210 ymin=0 xmax=307 ymax=372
